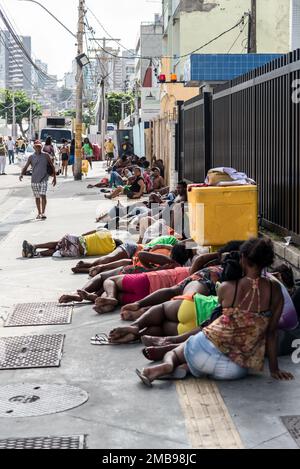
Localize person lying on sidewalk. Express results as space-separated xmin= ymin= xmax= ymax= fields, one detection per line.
xmin=22 ymin=229 xmax=123 ymax=259
xmin=135 ymin=238 xmax=294 ymax=387
xmin=59 ymin=244 xmax=194 ymax=305
xmin=105 ymin=166 xmax=145 ymax=200
xmin=120 ymin=240 xmax=244 ymax=320
xmin=71 ymin=234 xmax=180 ymax=275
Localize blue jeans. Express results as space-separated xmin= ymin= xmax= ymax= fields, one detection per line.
xmin=8 ymin=150 xmax=14 ymax=164
xmin=184 ymin=332 xmax=248 ymax=380
xmin=110 ymin=171 xmax=124 ymax=187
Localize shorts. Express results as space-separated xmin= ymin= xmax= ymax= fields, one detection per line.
xmin=120 ymin=241 xmax=138 ymax=258
xmin=121 ymin=274 xmax=150 ymax=305
xmin=177 ymin=299 xmax=197 ymax=335
xmin=107 ymin=153 xmax=114 ymax=159
xmin=184 ymin=332 xmax=248 ymax=380
xmin=31 ymin=181 xmax=48 ymax=198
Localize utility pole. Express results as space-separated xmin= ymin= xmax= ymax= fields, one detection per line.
xmin=74 ymin=0 xmax=85 ymax=180
xmin=12 ymin=91 xmax=16 ymax=139
xmin=89 ymin=38 xmax=120 ymax=159
xmin=247 ymin=0 xmax=257 ymax=53
xmin=29 ymin=91 xmax=33 ymax=141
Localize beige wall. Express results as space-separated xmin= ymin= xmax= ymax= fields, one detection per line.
xmin=256 ymin=0 xmax=290 ymax=53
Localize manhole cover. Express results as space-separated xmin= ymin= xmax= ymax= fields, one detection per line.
xmin=0 ymin=334 xmax=65 ymax=370
xmin=0 ymin=384 xmax=89 ymax=417
xmin=5 ymin=302 xmax=72 ymax=327
xmin=281 ymin=416 xmax=300 ymax=447
xmin=0 ymin=435 xmax=86 ymax=449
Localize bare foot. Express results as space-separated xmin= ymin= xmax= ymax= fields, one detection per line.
xmin=89 ymin=267 xmax=102 ymax=277
xmin=121 ymin=302 xmax=141 ymax=314
xmin=141 ymin=336 xmax=173 ymax=347
xmin=72 ymin=267 xmax=88 ymax=274
xmin=143 ymin=344 xmax=178 ymax=362
xmin=109 ymin=326 xmax=139 ymax=343
xmin=77 ymin=290 xmax=98 ymax=303
xmin=75 ymin=260 xmax=86 ymax=268
xmin=95 ymin=297 xmax=118 ymax=310
xmin=59 ymin=294 xmax=82 ymax=304
xmin=142 ymin=363 xmax=174 ymax=382
xmin=120 ymin=308 xmax=147 ymax=321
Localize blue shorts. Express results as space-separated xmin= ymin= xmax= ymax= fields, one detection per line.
xmin=121 ymin=241 xmax=138 ymax=258
xmin=184 ymin=332 xmax=248 ymax=380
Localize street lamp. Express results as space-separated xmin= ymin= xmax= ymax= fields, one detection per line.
xmin=76 ymin=53 xmax=90 ymax=68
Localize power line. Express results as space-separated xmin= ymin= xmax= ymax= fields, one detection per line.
xmin=0 ymin=3 xmax=60 ymax=83
xmin=227 ymin=19 xmax=248 ymax=54
xmin=86 ymin=5 xmax=135 ymax=57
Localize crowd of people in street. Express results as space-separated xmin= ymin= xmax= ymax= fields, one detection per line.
xmin=17 ymin=135 xmax=300 ymax=390
xmin=0 ymin=135 xmax=28 ymax=175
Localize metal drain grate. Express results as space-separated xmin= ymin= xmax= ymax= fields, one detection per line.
xmin=0 ymin=334 xmax=65 ymax=370
xmin=281 ymin=416 xmax=300 ymax=447
xmin=5 ymin=302 xmax=72 ymax=327
xmin=0 ymin=435 xmax=86 ymax=449
xmin=0 ymin=384 xmax=89 ymax=418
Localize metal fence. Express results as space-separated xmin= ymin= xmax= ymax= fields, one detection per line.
xmin=180 ymin=49 xmax=300 ymax=239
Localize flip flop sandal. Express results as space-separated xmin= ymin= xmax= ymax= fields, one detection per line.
xmin=136 ymin=369 xmax=153 ymax=388
xmin=90 ymin=333 xmax=140 ymax=346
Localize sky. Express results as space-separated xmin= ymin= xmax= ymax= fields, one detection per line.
xmin=0 ymin=0 xmax=161 ymax=79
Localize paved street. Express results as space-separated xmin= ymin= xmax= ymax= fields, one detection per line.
xmin=0 ymin=162 xmax=299 ymax=449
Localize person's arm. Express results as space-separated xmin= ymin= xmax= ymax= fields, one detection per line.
xmin=147 ymin=244 xmax=173 ymax=253
xmin=19 ymin=156 xmax=32 ymax=181
xmin=189 ymin=253 xmax=219 ymax=274
xmin=46 ymin=155 xmax=57 ymax=186
xmin=131 ymin=180 xmax=145 ymax=199
xmin=266 ymin=282 xmax=294 ymax=380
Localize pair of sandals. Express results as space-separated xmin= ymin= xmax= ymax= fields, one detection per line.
xmin=37 ymin=214 xmax=47 ymax=220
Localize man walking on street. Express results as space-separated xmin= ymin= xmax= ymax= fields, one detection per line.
xmin=0 ymin=136 xmax=7 ymax=175
xmin=6 ymin=136 xmax=15 ymax=164
xmin=19 ymin=140 xmax=56 ymax=220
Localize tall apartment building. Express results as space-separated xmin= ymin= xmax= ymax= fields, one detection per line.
xmin=135 ymin=14 xmax=163 ymax=86
xmin=0 ymin=30 xmax=32 ymax=91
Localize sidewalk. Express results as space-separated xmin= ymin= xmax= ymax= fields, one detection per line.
xmin=0 ymin=162 xmax=299 ymax=449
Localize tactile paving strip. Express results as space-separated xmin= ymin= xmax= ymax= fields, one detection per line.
xmin=0 ymin=383 xmax=89 ymax=418
xmin=0 ymin=334 xmax=65 ymax=370
xmin=0 ymin=435 xmax=86 ymax=449
xmin=5 ymin=302 xmax=72 ymax=327
xmin=281 ymin=416 xmax=300 ymax=448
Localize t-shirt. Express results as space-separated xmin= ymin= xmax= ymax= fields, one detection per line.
xmin=7 ymin=140 xmax=14 ymax=151
xmin=146 ymin=235 xmax=178 ymax=248
xmin=28 ymin=152 xmax=49 ymax=183
xmin=83 ymin=143 xmax=93 ymax=157
xmin=83 ymin=231 xmax=116 ymax=256
xmin=105 ymin=141 xmax=115 ymax=153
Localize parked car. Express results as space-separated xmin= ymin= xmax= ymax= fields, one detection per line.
xmin=17 ymin=143 xmax=61 ymax=175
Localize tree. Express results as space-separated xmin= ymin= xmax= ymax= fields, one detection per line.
xmin=107 ymin=92 xmax=134 ymax=125
xmin=0 ymin=89 xmax=42 ymax=137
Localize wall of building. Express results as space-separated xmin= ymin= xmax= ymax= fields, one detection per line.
xmin=290 ymin=0 xmax=300 ymax=50
xmin=256 ymin=0 xmax=290 ymax=53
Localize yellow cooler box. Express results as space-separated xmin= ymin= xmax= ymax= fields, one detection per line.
xmin=188 ymin=185 xmax=258 ymax=246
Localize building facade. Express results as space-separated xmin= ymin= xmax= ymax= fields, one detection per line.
xmin=135 ymin=14 xmax=163 ymax=86
xmin=1 ymin=31 xmax=32 ymax=91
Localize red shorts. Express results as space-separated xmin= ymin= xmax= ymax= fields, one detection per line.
xmin=121 ymin=274 xmax=150 ymax=305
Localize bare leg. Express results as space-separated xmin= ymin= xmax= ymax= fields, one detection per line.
xmin=35 ymin=198 xmax=41 ymax=216
xmin=141 ymin=344 xmax=186 ymax=383
xmin=141 ymin=327 xmax=202 ymax=347
xmin=93 ymin=275 xmax=123 ymax=314
xmin=121 ymin=285 xmax=183 ymax=318
xmin=105 ymin=187 xmax=123 ymax=199
xmin=109 ymin=300 xmax=181 ymax=343
xmin=41 ymin=195 xmax=47 ymax=215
